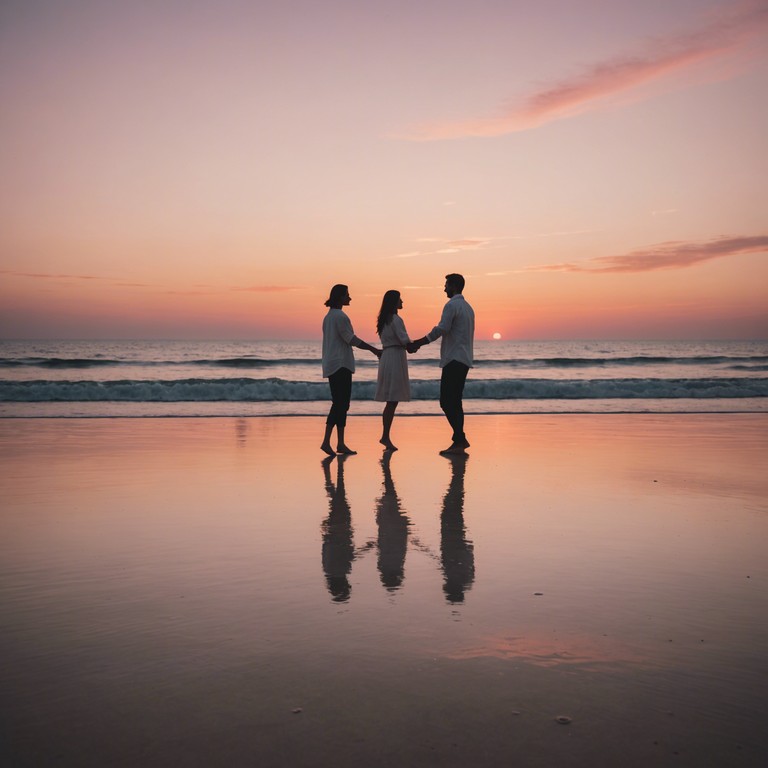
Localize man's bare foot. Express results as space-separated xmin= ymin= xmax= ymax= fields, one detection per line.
xmin=379 ymin=439 xmax=398 ymax=451
xmin=439 ymin=444 xmax=468 ymax=456
xmin=336 ymin=445 xmax=358 ymax=455
xmin=320 ymin=443 xmax=335 ymax=456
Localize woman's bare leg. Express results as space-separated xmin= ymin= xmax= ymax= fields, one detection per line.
xmin=379 ymin=401 xmax=399 ymax=450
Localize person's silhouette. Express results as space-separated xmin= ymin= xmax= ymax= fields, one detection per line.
xmin=375 ymin=452 xmax=410 ymax=591
xmin=321 ymin=456 xmax=355 ymax=602
xmin=440 ymin=454 xmax=474 ymax=603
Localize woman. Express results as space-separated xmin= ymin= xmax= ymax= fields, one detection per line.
xmin=375 ymin=290 xmax=411 ymax=451
xmin=321 ymin=284 xmax=381 ymax=456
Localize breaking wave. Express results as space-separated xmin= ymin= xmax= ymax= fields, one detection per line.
xmin=2 ymin=377 xmax=765 ymax=402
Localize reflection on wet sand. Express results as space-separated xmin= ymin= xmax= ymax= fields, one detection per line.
xmin=320 ymin=452 xmax=475 ymax=604
xmin=235 ymin=418 xmax=248 ymax=446
xmin=444 ymin=631 xmax=650 ymax=670
xmin=320 ymin=456 xmax=354 ymax=602
xmin=375 ymin=452 xmax=410 ymax=591
xmin=440 ymin=455 xmax=474 ymax=604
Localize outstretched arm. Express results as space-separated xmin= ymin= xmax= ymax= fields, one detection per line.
xmin=408 ymin=302 xmax=453 ymax=352
xmin=352 ymin=337 xmax=382 ymax=358
xmin=340 ymin=315 xmax=381 ymax=357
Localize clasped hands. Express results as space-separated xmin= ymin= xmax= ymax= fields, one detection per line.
xmin=406 ymin=340 xmax=423 ymax=354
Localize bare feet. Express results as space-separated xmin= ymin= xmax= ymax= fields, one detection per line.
xmin=379 ymin=439 xmax=398 ymax=451
xmin=336 ymin=445 xmax=358 ymax=455
xmin=320 ymin=442 xmax=335 ymax=456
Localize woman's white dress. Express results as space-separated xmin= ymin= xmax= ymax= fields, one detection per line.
xmin=375 ymin=315 xmax=411 ymax=402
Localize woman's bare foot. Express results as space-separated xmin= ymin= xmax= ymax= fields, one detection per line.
xmin=320 ymin=442 xmax=335 ymax=456
xmin=336 ymin=445 xmax=358 ymax=455
xmin=379 ymin=439 xmax=398 ymax=451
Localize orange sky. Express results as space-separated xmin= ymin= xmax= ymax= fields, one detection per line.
xmin=1 ymin=0 xmax=766 ymax=340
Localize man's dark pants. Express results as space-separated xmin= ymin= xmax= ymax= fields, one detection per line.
xmin=439 ymin=360 xmax=469 ymax=444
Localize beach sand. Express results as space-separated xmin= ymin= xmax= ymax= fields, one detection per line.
xmin=1 ymin=414 xmax=767 ymax=767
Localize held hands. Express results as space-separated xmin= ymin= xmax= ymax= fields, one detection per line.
xmin=406 ymin=341 xmax=422 ymax=354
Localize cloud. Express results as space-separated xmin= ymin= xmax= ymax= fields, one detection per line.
xmin=230 ymin=285 xmax=306 ymax=292
xmin=0 ymin=269 xmax=305 ymax=294
xmin=398 ymin=2 xmax=768 ymax=140
xmin=394 ymin=230 xmax=596 ymax=260
xmin=0 ymin=270 xmax=102 ymax=280
xmin=392 ymin=237 xmax=492 ymax=259
xmin=1 ymin=270 xmax=155 ymax=287
xmin=446 ymin=238 xmax=489 ymax=248
xmin=527 ymin=235 xmax=768 ymax=273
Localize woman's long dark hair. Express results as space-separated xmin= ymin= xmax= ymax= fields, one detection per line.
xmin=376 ymin=290 xmax=401 ymax=335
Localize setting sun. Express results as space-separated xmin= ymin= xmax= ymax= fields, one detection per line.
xmin=492 ymin=333 xmax=502 ymax=340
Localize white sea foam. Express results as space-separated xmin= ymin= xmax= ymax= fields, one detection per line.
xmin=1 ymin=376 xmax=766 ymax=402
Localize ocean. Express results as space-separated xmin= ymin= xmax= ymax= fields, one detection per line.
xmin=1 ymin=339 xmax=766 ymax=418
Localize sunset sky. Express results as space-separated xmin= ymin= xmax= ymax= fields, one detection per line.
xmin=1 ymin=0 xmax=767 ymax=341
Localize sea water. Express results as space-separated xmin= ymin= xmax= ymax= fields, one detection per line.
xmin=0 ymin=339 xmax=766 ymax=417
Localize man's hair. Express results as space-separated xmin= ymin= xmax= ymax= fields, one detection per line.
xmin=445 ymin=273 xmax=465 ymax=292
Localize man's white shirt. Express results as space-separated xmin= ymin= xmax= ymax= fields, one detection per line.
xmin=425 ymin=294 xmax=475 ymax=368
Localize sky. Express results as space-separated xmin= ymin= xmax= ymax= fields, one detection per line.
xmin=1 ymin=0 xmax=767 ymax=341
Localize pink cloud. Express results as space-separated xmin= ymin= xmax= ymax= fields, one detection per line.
xmin=399 ymin=2 xmax=768 ymax=140
xmin=1 ymin=270 xmax=305 ymax=293
xmin=393 ymin=237 xmax=492 ymax=258
xmin=230 ymin=285 xmax=306 ymax=292
xmin=528 ymin=235 xmax=768 ymax=273
xmin=0 ymin=270 xmax=102 ymax=280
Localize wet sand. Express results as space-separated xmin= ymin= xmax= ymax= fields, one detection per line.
xmin=1 ymin=415 xmax=767 ymax=767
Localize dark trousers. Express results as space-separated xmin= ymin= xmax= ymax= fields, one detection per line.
xmin=327 ymin=367 xmax=352 ymax=428
xmin=440 ymin=360 xmax=469 ymax=443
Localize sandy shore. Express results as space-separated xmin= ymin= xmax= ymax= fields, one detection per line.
xmin=1 ymin=414 xmax=767 ymax=767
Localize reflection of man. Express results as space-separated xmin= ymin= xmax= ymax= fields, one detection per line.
xmin=321 ymin=456 xmax=355 ymax=602
xmin=375 ymin=452 xmax=409 ymax=591
xmin=408 ymin=273 xmax=475 ymax=455
xmin=440 ymin=455 xmax=474 ymax=604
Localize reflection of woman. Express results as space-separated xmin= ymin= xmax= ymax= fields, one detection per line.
xmin=440 ymin=455 xmax=474 ymax=603
xmin=321 ymin=284 xmax=381 ymax=456
xmin=321 ymin=456 xmax=355 ymax=602
xmin=374 ymin=290 xmax=411 ymax=451
xmin=376 ymin=452 xmax=409 ymax=591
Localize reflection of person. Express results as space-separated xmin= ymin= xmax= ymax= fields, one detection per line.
xmin=408 ymin=274 xmax=474 ymax=455
xmin=440 ymin=455 xmax=474 ymax=603
xmin=375 ymin=452 xmax=409 ymax=591
xmin=320 ymin=456 xmax=355 ymax=602
xmin=374 ymin=290 xmax=411 ymax=451
xmin=321 ymin=284 xmax=381 ymax=456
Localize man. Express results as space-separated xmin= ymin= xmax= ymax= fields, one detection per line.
xmin=408 ymin=273 xmax=474 ymax=455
